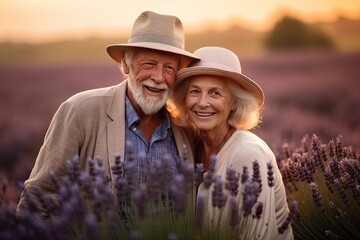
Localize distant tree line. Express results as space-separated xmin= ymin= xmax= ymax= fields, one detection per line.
xmin=265 ymin=16 xmax=334 ymax=50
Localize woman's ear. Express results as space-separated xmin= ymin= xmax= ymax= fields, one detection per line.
xmin=231 ymin=103 xmax=237 ymax=112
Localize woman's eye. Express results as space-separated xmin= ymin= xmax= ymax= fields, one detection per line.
xmin=210 ymin=91 xmax=221 ymax=96
xmin=188 ymin=89 xmax=200 ymax=95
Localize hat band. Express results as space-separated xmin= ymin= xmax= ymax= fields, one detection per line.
xmin=128 ymin=33 xmax=184 ymax=49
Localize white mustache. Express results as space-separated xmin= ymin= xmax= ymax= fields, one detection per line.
xmin=141 ymin=79 xmax=168 ymax=90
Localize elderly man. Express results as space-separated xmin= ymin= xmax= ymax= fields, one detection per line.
xmin=17 ymin=11 xmax=199 ymax=217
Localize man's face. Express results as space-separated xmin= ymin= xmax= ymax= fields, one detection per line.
xmin=127 ymin=49 xmax=181 ymax=115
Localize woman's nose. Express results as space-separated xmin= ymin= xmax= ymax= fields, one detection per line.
xmin=197 ymin=94 xmax=210 ymax=107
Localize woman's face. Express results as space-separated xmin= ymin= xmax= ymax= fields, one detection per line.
xmin=185 ymin=75 xmax=233 ymax=131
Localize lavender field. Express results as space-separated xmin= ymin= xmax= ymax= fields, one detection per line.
xmin=0 ymin=50 xmax=359 ymax=204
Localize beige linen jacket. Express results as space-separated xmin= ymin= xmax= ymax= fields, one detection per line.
xmin=17 ymin=80 xmax=194 ymax=215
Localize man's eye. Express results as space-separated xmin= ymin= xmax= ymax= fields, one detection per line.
xmin=143 ymin=62 xmax=155 ymax=68
xmin=165 ymin=66 xmax=176 ymax=74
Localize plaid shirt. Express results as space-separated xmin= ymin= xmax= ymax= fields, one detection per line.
xmin=124 ymin=96 xmax=179 ymax=183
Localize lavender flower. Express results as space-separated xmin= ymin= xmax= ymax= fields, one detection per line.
xmin=282 ymin=143 xmax=291 ymax=159
xmin=278 ymin=201 xmax=298 ymax=234
xmin=168 ymin=233 xmax=178 ymax=240
xmin=310 ymin=183 xmax=324 ymax=213
xmin=131 ymin=186 xmax=147 ymax=218
xmin=301 ymin=135 xmax=310 ymax=153
xmin=203 ymin=155 xmax=217 ymax=189
xmin=87 ymin=157 xmax=96 ymax=180
xmin=325 ymin=229 xmax=338 ymax=240
xmin=335 ymin=135 xmax=343 ymax=160
xmin=324 ymin=168 xmax=335 ymax=193
xmin=242 ymin=179 xmax=259 ymax=217
xmin=228 ymin=195 xmax=239 ymax=227
xmin=241 ymin=165 xmax=249 ymax=184
xmin=212 ymin=176 xmax=227 ymax=209
xmin=195 ymin=192 xmax=206 ymax=228
xmin=130 ymin=231 xmax=142 ymax=240
xmin=320 ymin=144 xmax=328 ymax=163
xmin=328 ymin=139 xmax=336 ymax=158
xmin=67 ymin=155 xmax=80 ymax=182
xmin=85 ymin=213 xmax=102 ymax=240
xmin=194 ymin=163 xmax=204 ymax=188
xmin=267 ymin=162 xmax=275 ymax=187
xmin=254 ymin=202 xmax=263 ymax=219
xmin=280 ymin=134 xmax=360 ymax=239
xmin=311 ymin=134 xmax=321 ymax=154
xmin=333 ymin=179 xmax=348 ymax=204
xmin=2 ymin=134 xmax=359 ymax=239
xmin=111 ymin=153 xmax=124 ymax=180
xmin=252 ymin=160 xmax=262 ymax=197
xmin=328 ymin=201 xmax=342 ymax=220
xmin=225 ymin=165 xmax=240 ymax=196
xmin=171 ymin=174 xmax=187 ymax=214
xmin=329 ymin=156 xmax=340 ymax=178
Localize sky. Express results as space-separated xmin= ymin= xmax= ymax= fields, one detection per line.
xmin=1 ymin=0 xmax=359 ymax=43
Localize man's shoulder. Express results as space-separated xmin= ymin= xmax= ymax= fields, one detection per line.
xmin=66 ymin=81 xmax=126 ymax=107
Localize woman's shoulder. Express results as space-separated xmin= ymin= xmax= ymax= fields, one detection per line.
xmin=231 ymin=130 xmax=269 ymax=147
xmin=223 ymin=130 xmax=275 ymax=166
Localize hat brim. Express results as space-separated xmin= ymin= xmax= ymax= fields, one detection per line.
xmin=177 ymin=66 xmax=265 ymax=107
xmin=106 ymin=42 xmax=199 ymax=66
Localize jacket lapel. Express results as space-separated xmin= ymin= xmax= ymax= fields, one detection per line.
xmin=106 ymin=80 xmax=127 ymax=180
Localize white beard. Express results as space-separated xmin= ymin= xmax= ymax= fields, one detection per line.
xmin=128 ymin=78 xmax=170 ymax=115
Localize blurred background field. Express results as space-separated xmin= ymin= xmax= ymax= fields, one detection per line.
xmin=0 ymin=7 xmax=360 ymax=205
xmin=1 ymin=16 xmax=360 ymax=64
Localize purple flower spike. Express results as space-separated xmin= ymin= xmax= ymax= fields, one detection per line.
xmin=254 ymin=202 xmax=263 ymax=219
xmin=241 ymin=166 xmax=249 ymax=184
xmin=267 ymin=162 xmax=275 ymax=187
xmin=242 ymin=179 xmax=259 ymax=217
xmin=226 ymin=165 xmax=240 ymax=196
xmin=252 ymin=160 xmax=262 ymax=197
xmin=195 ymin=192 xmax=205 ymax=228
xmin=203 ymin=155 xmax=217 ymax=189
xmin=325 ymin=229 xmax=339 ymax=240
xmin=212 ymin=176 xmax=227 ymax=209
xmin=310 ymin=183 xmax=324 ymax=212
xmin=278 ymin=201 xmax=298 ymax=234
xmin=229 ymin=195 xmax=239 ymax=226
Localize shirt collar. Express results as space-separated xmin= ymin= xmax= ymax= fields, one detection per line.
xmin=125 ymin=95 xmax=171 ymax=130
xmin=125 ymin=96 xmax=140 ymax=127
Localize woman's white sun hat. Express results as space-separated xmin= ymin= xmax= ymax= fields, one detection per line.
xmin=177 ymin=46 xmax=265 ymax=107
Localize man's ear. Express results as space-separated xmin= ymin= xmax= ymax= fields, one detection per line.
xmin=123 ymin=62 xmax=130 ymax=74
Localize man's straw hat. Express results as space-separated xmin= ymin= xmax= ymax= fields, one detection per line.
xmin=177 ymin=46 xmax=265 ymax=107
xmin=107 ymin=11 xmax=199 ymax=66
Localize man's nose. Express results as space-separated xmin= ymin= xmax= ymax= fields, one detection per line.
xmin=151 ymin=66 xmax=165 ymax=83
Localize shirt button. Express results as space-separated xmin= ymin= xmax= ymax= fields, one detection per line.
xmin=132 ymin=127 xmax=137 ymax=131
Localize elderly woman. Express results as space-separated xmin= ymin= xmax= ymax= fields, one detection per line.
xmin=169 ymin=46 xmax=293 ymax=239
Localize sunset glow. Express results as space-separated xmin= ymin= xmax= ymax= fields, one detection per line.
xmin=1 ymin=0 xmax=359 ymax=43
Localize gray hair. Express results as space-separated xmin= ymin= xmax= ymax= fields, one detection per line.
xmin=119 ymin=48 xmax=137 ymax=77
